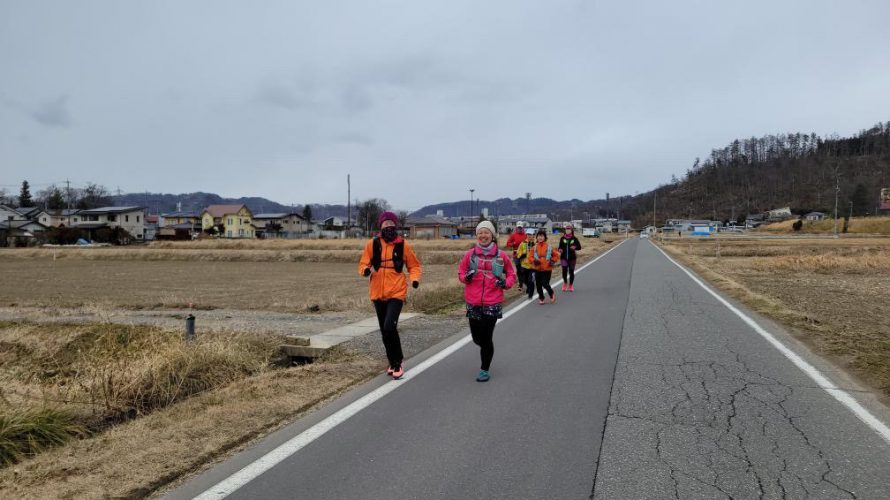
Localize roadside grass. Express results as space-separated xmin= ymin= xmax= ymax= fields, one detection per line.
xmin=658 ymin=238 xmax=890 ymax=399
xmin=0 ymin=344 xmax=380 ymax=500
xmin=0 ymin=322 xmax=283 ymax=466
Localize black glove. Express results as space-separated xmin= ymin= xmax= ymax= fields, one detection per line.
xmin=412 ymin=281 xmax=419 ymax=289
xmin=363 ymin=268 xmax=371 ymax=277
xmin=463 ymin=269 xmax=476 ymax=282
xmin=495 ymin=277 xmax=507 ymax=289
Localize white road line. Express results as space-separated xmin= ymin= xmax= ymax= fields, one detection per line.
xmin=192 ymin=239 xmax=629 ymax=499
xmin=651 ymin=241 xmax=890 ymax=445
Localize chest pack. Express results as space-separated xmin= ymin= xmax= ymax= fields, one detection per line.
xmin=470 ymin=247 xmax=505 ymax=279
xmin=561 ymin=237 xmax=576 ymax=254
xmin=533 ymin=243 xmax=552 ymax=262
xmin=372 ymin=237 xmax=404 ymax=272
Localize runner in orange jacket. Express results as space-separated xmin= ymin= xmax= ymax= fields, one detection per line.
xmin=358 ymin=211 xmax=422 ymax=379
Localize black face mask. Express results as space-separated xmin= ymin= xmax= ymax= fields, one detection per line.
xmin=381 ymin=227 xmax=397 ymax=242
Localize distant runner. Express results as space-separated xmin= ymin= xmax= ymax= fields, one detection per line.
xmin=505 ymin=226 xmax=527 ymax=293
xmin=558 ymin=223 xmax=581 ymax=292
xmin=358 ymin=211 xmax=422 ymax=380
xmin=458 ymin=220 xmax=517 ymax=382
xmin=516 ymin=229 xmax=536 ymax=300
xmin=528 ymin=228 xmax=560 ymax=305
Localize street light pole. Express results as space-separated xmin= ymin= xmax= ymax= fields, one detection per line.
xmin=469 ymin=189 xmax=475 ymax=218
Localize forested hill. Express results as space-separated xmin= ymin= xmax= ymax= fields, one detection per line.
xmin=413 ymin=121 xmax=889 ymax=227
xmin=618 ymin=121 xmax=890 ymax=226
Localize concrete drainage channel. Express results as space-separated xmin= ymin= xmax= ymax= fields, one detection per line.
xmin=280 ymin=314 xmax=419 ymax=362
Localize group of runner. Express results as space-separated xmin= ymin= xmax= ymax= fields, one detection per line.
xmin=358 ymin=212 xmax=581 ymax=383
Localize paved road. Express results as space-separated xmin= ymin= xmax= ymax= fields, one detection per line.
xmin=169 ymin=239 xmax=890 ymax=500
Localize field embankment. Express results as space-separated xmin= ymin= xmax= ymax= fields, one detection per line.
xmin=755 ymin=216 xmax=890 ymax=235
xmin=658 ymin=237 xmax=890 ymax=400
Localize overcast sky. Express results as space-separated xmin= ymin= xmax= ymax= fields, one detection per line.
xmin=2 ymin=0 xmax=889 ymax=212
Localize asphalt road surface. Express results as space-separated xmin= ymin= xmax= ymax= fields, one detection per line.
xmin=169 ymin=238 xmax=890 ymax=500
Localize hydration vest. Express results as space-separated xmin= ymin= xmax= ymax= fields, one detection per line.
xmin=469 ymin=246 xmax=505 ymax=279
xmin=533 ymin=243 xmax=552 ymax=262
xmin=371 ymin=237 xmax=404 ymax=272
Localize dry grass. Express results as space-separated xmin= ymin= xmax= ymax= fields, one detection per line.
xmin=659 ymin=237 xmax=890 ymax=398
xmin=0 ymin=322 xmax=282 ymax=464
xmin=756 ymin=216 xmax=890 ymax=234
xmin=0 ymin=347 xmax=379 ymax=500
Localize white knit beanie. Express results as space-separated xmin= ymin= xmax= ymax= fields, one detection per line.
xmin=475 ymin=220 xmax=496 ymax=236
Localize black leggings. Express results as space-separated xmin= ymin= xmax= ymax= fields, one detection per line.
xmin=535 ymin=270 xmax=554 ymax=300
xmin=525 ymin=269 xmax=535 ymax=298
xmin=561 ymin=260 xmax=576 ymax=284
xmin=469 ymin=316 xmax=497 ymax=370
xmin=373 ymin=299 xmax=404 ymax=368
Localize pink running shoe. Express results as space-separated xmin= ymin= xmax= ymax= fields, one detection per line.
xmin=538 ymin=298 xmax=545 ymax=305
xmin=391 ymin=364 xmax=405 ymax=380
xmin=561 ymin=283 xmax=568 ymax=292
xmin=568 ymin=284 xmax=575 ymax=292
xmin=386 ymin=366 xmax=394 ymax=376
xmin=550 ymin=294 xmax=557 ymax=304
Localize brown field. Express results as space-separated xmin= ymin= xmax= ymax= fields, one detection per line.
xmin=659 ymin=237 xmax=890 ymax=399
xmin=0 ymin=236 xmax=614 ymax=498
xmin=0 ymin=237 xmax=611 ymax=314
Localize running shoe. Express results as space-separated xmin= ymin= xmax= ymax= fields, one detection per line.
xmin=568 ymin=284 xmax=575 ymax=292
xmin=550 ymin=294 xmax=557 ymax=304
xmin=538 ymin=298 xmax=545 ymax=305
xmin=476 ymin=370 xmax=490 ymax=382
xmin=392 ymin=364 xmax=404 ymax=379
xmin=561 ymin=283 xmax=568 ymax=291
xmin=386 ymin=366 xmax=394 ymax=376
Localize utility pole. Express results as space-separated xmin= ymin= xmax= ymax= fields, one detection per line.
xmin=653 ymin=191 xmax=657 ymax=229
xmin=347 ymin=174 xmax=351 ymax=230
xmin=833 ymin=165 xmax=840 ymax=238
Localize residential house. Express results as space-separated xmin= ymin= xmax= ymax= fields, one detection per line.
xmin=767 ymin=207 xmax=793 ymax=221
xmin=201 ymin=204 xmax=255 ymax=238
xmin=76 ymin=206 xmax=147 ymax=240
xmin=496 ymin=214 xmax=553 ymax=235
xmin=34 ymin=209 xmax=81 ymax=228
xmin=405 ymin=215 xmax=457 ymax=239
xmin=144 ymin=215 xmax=159 ymax=240
xmin=253 ymin=213 xmax=310 ymax=238
xmin=0 ymin=205 xmax=26 ymax=223
xmin=0 ymin=219 xmax=47 ymax=247
xmin=160 ymin=211 xmax=201 ymax=227
xmin=805 ymin=212 xmax=825 ymax=221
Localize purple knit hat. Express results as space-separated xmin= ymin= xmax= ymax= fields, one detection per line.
xmin=377 ymin=211 xmax=399 ymax=228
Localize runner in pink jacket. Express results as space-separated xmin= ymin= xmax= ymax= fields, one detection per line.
xmin=458 ymin=220 xmax=517 ymax=382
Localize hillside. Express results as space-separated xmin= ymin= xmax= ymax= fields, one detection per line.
xmin=110 ymin=192 xmax=348 ymax=221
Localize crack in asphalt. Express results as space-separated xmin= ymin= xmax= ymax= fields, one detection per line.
xmin=596 ymin=258 xmax=859 ymax=499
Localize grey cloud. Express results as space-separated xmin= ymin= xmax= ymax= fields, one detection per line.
xmin=254 ymin=83 xmax=310 ymax=110
xmin=332 ymin=132 xmax=373 ymax=145
xmin=30 ymin=95 xmax=71 ymax=128
xmin=340 ymin=84 xmax=373 ymax=114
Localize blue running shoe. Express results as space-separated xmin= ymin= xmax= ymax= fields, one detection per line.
xmin=476 ymin=370 xmax=490 ymax=382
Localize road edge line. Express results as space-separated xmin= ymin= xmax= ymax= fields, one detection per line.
xmin=650 ymin=241 xmax=890 ymax=445
xmin=191 ymin=239 xmax=629 ymax=499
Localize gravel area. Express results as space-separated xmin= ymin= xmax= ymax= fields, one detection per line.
xmin=0 ymin=306 xmax=368 ymax=336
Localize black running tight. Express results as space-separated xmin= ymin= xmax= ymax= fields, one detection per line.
xmin=534 ymin=270 xmax=554 ymax=300
xmin=469 ymin=316 xmax=497 ymax=371
xmin=561 ymin=260 xmax=576 ymax=284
